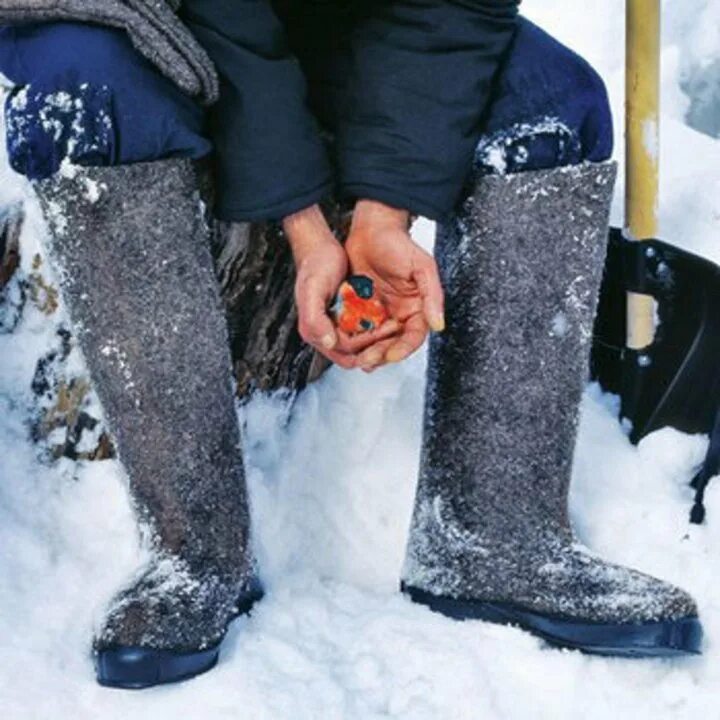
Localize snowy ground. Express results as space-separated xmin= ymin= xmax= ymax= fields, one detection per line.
xmin=1 ymin=2 xmax=720 ymax=718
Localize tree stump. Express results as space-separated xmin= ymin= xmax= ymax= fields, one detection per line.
xmin=213 ymin=215 xmax=332 ymax=397
xmin=1 ymin=193 xmax=347 ymax=462
xmin=0 ymin=204 xmax=23 ymax=332
xmin=210 ymin=196 xmax=354 ymax=395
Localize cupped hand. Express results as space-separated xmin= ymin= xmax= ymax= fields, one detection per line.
xmin=283 ymin=204 xmax=401 ymax=369
xmin=345 ymin=200 xmax=445 ymax=371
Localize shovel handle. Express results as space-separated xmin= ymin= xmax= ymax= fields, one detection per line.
xmin=625 ymin=0 xmax=660 ymax=350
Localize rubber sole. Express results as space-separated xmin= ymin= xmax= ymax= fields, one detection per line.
xmin=95 ymin=644 xmax=220 ymax=689
xmin=401 ymin=583 xmax=703 ymax=657
xmin=95 ymin=582 xmax=264 ymax=689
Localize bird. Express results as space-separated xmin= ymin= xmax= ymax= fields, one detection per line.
xmin=332 ymin=275 xmax=389 ymax=334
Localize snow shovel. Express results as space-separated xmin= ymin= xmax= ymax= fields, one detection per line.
xmin=590 ymin=0 xmax=720 ymax=523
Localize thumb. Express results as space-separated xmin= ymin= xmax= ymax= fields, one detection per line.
xmin=412 ymin=259 xmax=445 ymax=332
xmin=296 ymin=277 xmax=338 ymax=350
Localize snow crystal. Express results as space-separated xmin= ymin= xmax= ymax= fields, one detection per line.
xmin=8 ymin=85 xmax=28 ymax=111
xmin=5 ymin=84 xmax=114 ymax=178
xmin=550 ymin=311 xmax=570 ymax=338
xmin=58 ymin=157 xmax=79 ymax=181
xmin=44 ymin=199 xmax=68 ymax=237
xmin=474 ymin=115 xmax=578 ymax=176
xmin=44 ymin=91 xmax=74 ymax=113
xmin=82 ymin=178 xmax=104 ymax=204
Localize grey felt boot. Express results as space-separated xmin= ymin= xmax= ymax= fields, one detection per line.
xmin=36 ymin=159 xmax=261 ymax=688
xmin=401 ymin=161 xmax=702 ymax=656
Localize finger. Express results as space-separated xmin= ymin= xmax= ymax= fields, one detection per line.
xmin=357 ymin=337 xmax=396 ymax=371
xmin=335 ymin=319 xmax=401 ymax=353
xmin=321 ymin=348 xmax=358 ymax=370
xmin=305 ymin=332 xmax=358 ymax=369
xmin=296 ymin=277 xmax=338 ymax=351
xmin=385 ymin=313 xmax=429 ymax=364
xmin=412 ymin=260 xmax=445 ymax=332
xmin=296 ymin=278 xmax=359 ymax=367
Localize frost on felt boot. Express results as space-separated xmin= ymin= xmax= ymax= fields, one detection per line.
xmin=402 ymin=162 xmax=698 ymax=625
xmin=35 ymin=159 xmax=256 ymax=652
xmin=96 ymin=557 xmax=256 ymax=651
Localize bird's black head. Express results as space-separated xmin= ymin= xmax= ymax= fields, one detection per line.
xmin=348 ymin=274 xmax=374 ymax=299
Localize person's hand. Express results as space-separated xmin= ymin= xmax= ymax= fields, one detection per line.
xmin=345 ymin=200 xmax=445 ymax=372
xmin=283 ymin=204 xmax=401 ymax=369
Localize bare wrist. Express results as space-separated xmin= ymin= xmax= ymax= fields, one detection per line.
xmin=282 ymin=204 xmax=337 ymax=260
xmin=351 ymin=199 xmax=410 ymax=236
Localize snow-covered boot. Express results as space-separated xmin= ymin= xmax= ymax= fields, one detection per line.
xmin=35 ymin=159 xmax=261 ymax=688
xmin=401 ymin=161 xmax=702 ymax=656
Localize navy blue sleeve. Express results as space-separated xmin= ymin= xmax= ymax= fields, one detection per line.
xmin=181 ymin=0 xmax=333 ymax=221
xmin=336 ymin=0 xmax=520 ymax=220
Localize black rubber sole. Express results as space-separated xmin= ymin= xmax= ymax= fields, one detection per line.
xmin=401 ymin=583 xmax=703 ymax=657
xmin=95 ymin=644 xmax=220 ymax=689
xmin=95 ymin=583 xmax=264 ymax=689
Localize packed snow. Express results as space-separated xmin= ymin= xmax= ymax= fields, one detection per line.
xmin=1 ymin=1 xmax=720 ymax=718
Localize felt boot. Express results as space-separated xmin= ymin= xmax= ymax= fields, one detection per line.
xmin=36 ymin=159 xmax=260 ymax=688
xmin=401 ymin=161 xmax=702 ymax=657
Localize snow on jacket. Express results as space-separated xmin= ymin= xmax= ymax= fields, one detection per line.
xmin=0 ymin=0 xmax=218 ymax=103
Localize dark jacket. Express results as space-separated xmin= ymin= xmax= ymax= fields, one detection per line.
xmin=181 ymin=0 xmax=520 ymax=221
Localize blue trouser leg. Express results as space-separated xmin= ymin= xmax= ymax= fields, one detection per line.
xmin=0 ymin=19 xmax=612 ymax=191
xmin=475 ymin=18 xmax=614 ymax=175
xmin=0 ymin=22 xmax=211 ymax=180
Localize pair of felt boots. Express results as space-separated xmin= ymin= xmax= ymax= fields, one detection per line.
xmin=36 ymin=157 xmax=701 ymax=690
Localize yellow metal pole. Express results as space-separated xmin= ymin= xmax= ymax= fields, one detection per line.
xmin=626 ymin=0 xmax=661 ymax=349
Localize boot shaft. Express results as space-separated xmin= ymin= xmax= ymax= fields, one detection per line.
xmin=407 ymin=162 xmax=617 ymax=584
xmin=36 ymin=159 xmax=251 ymax=577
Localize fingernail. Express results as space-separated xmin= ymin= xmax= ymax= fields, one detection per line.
xmin=386 ymin=348 xmax=408 ymax=364
xmin=361 ymin=351 xmax=382 ymax=370
xmin=321 ymin=333 xmax=336 ymax=349
xmin=430 ymin=315 xmax=445 ymax=333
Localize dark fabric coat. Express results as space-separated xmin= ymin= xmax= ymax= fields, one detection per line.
xmin=180 ymin=0 xmax=521 ymax=221
xmin=1 ymin=15 xmax=612 ymax=194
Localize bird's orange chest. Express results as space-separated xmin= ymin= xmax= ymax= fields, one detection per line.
xmin=332 ymin=275 xmax=389 ymax=334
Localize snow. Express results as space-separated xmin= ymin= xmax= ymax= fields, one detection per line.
xmin=1 ymin=2 xmax=720 ymax=718
xmin=474 ymin=116 xmax=577 ymax=175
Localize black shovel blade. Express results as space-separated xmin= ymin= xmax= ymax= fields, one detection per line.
xmin=591 ymin=228 xmax=720 ymax=445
